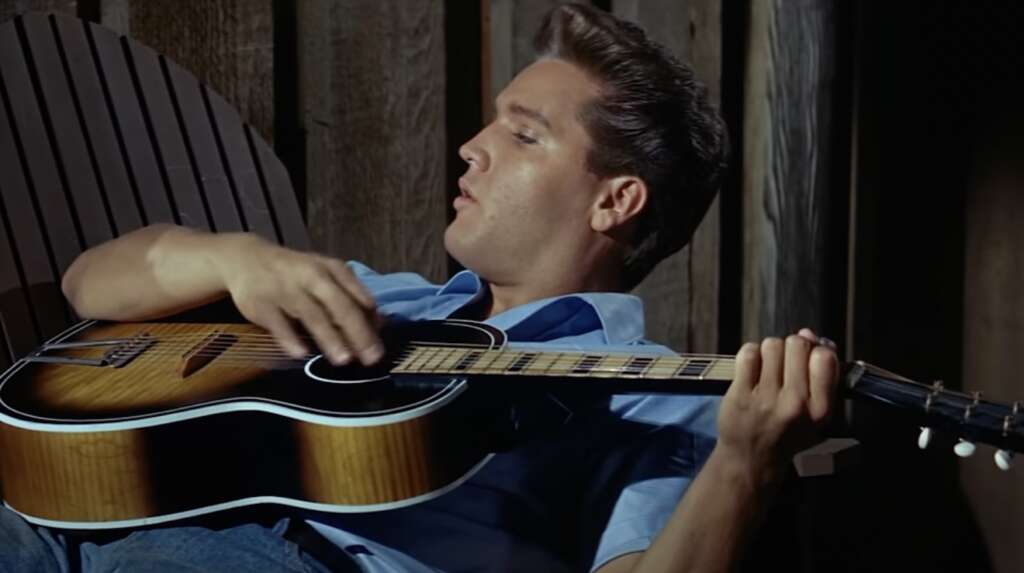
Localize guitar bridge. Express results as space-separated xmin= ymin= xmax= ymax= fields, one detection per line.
xmin=25 ymin=333 xmax=155 ymax=368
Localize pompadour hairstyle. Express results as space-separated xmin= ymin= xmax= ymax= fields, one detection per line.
xmin=534 ymin=3 xmax=729 ymax=288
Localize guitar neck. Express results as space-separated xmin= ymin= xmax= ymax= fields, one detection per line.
xmin=391 ymin=345 xmax=738 ymax=394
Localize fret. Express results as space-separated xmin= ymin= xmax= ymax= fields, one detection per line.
xmin=453 ymin=349 xmax=485 ymax=371
xmin=622 ymin=356 xmax=655 ymax=377
xmin=676 ymin=358 xmax=713 ymax=379
xmin=571 ymin=354 xmax=604 ymax=375
xmin=399 ymin=347 xmax=439 ymax=373
xmin=463 ymin=349 xmax=501 ymax=374
xmin=646 ymin=357 xmax=682 ymax=379
xmin=421 ymin=346 xmax=459 ymax=373
xmin=522 ymin=352 xmax=562 ymax=375
xmin=506 ymin=352 xmax=538 ymax=373
xmin=594 ymin=355 xmax=631 ymax=378
xmin=475 ymin=350 xmax=518 ymax=373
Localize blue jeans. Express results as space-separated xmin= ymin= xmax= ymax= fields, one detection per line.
xmin=0 ymin=506 xmax=332 ymax=572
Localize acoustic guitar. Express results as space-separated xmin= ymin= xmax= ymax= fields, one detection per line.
xmin=1 ymin=319 xmax=1020 ymax=530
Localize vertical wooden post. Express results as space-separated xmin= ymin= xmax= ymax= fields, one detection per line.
xmin=741 ymin=0 xmax=845 ymax=340
xmin=614 ymin=0 xmax=721 ymax=354
xmin=301 ymin=0 xmax=448 ymax=281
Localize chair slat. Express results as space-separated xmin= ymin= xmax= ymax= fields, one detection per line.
xmin=126 ymin=41 xmax=210 ymax=231
xmin=206 ymin=88 xmax=279 ymax=243
xmin=0 ymin=64 xmax=68 ymax=343
xmin=88 ymin=21 xmax=174 ymax=225
xmin=0 ymin=19 xmax=82 ymax=273
xmin=163 ymin=59 xmax=243 ymax=233
xmin=0 ymin=13 xmax=312 ymax=363
xmin=54 ymin=15 xmax=143 ymax=236
xmin=0 ymin=195 xmax=42 ymax=364
xmin=21 ymin=14 xmax=113 ymax=249
xmin=247 ymin=126 xmax=309 ymax=250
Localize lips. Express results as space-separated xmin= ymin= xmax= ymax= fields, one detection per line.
xmin=457 ymin=177 xmax=475 ymax=200
xmin=454 ymin=178 xmax=477 ymax=211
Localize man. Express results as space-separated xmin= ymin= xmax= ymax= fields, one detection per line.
xmin=3 ymin=4 xmax=837 ymax=572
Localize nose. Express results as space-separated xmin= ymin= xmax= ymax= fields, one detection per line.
xmin=459 ymin=128 xmax=490 ymax=173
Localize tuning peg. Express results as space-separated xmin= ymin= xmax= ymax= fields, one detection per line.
xmin=995 ymin=449 xmax=1014 ymax=471
xmin=954 ymin=438 xmax=977 ymax=458
xmin=917 ymin=427 xmax=933 ymax=449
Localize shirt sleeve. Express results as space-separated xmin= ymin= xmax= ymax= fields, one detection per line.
xmin=577 ymin=343 xmax=721 ymax=571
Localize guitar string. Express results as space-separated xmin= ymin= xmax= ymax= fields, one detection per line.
xmin=51 ymin=333 xmax=736 ymax=358
xmin=95 ymin=344 xmax=735 ymax=370
xmin=68 ymin=336 xmax=734 ymax=361
xmin=87 ymin=345 xmax=736 ymax=378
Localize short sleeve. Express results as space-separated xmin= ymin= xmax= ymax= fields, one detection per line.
xmin=581 ymin=394 xmax=719 ymax=572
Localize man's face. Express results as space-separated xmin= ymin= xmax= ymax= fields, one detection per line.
xmin=445 ymin=58 xmax=604 ymax=284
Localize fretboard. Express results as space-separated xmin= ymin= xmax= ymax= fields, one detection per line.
xmin=390 ymin=345 xmax=736 ymax=393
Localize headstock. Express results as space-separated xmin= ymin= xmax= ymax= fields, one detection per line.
xmin=846 ymin=362 xmax=1023 ymax=470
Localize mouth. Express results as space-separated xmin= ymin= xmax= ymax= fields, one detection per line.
xmin=457 ymin=177 xmax=475 ymax=200
xmin=454 ymin=178 xmax=477 ymax=210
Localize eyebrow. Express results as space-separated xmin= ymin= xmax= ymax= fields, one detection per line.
xmin=507 ymin=102 xmax=552 ymax=131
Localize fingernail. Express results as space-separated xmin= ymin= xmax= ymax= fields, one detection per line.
xmin=361 ymin=344 xmax=384 ymax=364
xmin=818 ymin=337 xmax=837 ymax=350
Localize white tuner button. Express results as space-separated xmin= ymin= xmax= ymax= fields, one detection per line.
xmin=995 ymin=449 xmax=1014 ymax=471
xmin=917 ymin=427 xmax=933 ymax=450
xmin=954 ymin=439 xmax=977 ymax=458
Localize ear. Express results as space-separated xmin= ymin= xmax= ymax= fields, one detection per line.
xmin=590 ymin=175 xmax=648 ymax=234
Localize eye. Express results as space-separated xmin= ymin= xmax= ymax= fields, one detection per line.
xmin=513 ymin=131 xmax=539 ymax=145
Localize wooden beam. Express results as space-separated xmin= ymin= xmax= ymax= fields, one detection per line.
xmin=302 ymin=0 xmax=448 ymax=281
xmin=741 ymin=0 xmax=845 ymax=340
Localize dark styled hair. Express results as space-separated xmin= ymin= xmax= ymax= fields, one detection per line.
xmin=534 ymin=3 xmax=728 ymax=288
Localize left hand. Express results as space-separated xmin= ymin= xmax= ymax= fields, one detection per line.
xmin=714 ymin=328 xmax=840 ymax=485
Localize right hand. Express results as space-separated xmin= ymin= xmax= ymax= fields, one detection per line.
xmin=214 ymin=234 xmax=382 ymax=365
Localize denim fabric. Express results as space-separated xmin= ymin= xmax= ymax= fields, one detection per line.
xmin=0 ymin=510 xmax=330 ymax=573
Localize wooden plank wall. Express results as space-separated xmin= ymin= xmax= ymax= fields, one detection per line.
xmin=614 ymin=0 xmax=721 ymax=354
xmin=301 ymin=0 xmax=449 ymax=282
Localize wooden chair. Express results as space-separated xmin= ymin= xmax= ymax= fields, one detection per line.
xmin=0 ymin=12 xmax=309 ymax=371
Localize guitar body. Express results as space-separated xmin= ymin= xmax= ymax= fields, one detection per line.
xmin=0 ymin=319 xmax=505 ymax=529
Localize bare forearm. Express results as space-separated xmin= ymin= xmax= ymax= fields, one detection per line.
xmin=627 ymin=447 xmax=778 ymax=573
xmin=62 ymin=224 xmax=245 ymax=320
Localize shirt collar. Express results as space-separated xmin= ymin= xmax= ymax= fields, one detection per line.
xmin=436 ymin=270 xmax=646 ymax=345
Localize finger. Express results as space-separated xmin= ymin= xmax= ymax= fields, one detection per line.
xmin=798 ymin=328 xmax=817 ymax=343
xmin=287 ymin=292 xmax=352 ymax=365
xmin=731 ymin=342 xmax=762 ymax=395
xmin=808 ymin=345 xmax=840 ymax=423
xmin=783 ymin=334 xmax=812 ymax=401
xmin=256 ymin=306 xmax=309 ymax=359
xmin=758 ymin=337 xmax=785 ymax=395
xmin=324 ymin=259 xmax=377 ymax=311
xmin=314 ymin=282 xmax=384 ymax=365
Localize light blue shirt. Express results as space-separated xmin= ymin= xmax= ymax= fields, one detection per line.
xmin=308 ymin=263 xmax=721 ymax=572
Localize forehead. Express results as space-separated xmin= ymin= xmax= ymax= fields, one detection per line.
xmin=497 ymin=58 xmax=601 ymax=128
